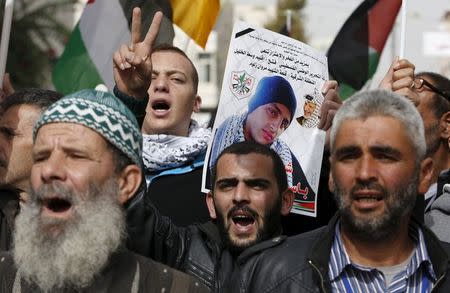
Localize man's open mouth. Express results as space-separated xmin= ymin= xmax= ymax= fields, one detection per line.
xmin=151 ymin=100 xmax=171 ymax=112
xmin=42 ymin=197 xmax=72 ymax=215
xmin=231 ymin=210 xmax=256 ymax=228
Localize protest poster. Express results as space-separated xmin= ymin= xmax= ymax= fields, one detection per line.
xmin=202 ymin=21 xmax=328 ymax=217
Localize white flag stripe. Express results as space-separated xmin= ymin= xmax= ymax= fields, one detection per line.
xmin=79 ymin=0 xmax=130 ymax=90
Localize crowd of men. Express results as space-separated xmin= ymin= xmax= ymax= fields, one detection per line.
xmin=0 ymin=7 xmax=449 ymax=293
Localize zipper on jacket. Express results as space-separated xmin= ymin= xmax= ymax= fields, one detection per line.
xmin=308 ymin=259 xmax=327 ymax=293
xmin=431 ymin=273 xmax=446 ymax=292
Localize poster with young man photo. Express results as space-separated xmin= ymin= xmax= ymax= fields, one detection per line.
xmin=202 ymin=21 xmax=328 ymax=217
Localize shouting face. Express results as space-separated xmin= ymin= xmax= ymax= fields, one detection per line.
xmin=330 ymin=116 xmax=427 ymax=240
xmin=207 ymin=152 xmax=291 ymax=253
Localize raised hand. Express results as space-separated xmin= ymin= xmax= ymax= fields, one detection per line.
xmin=113 ymin=8 xmax=162 ymax=99
xmin=318 ymin=80 xmax=342 ymax=151
xmin=318 ymin=80 xmax=341 ymax=131
xmin=379 ymin=57 xmax=419 ymax=105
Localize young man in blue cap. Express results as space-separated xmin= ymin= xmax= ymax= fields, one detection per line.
xmin=209 ymin=75 xmax=314 ymax=204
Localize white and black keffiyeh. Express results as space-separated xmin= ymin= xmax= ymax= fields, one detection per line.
xmin=142 ymin=120 xmax=211 ymax=172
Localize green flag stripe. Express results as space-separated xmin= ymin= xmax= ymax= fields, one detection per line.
xmin=52 ymin=25 xmax=103 ymax=95
xmin=368 ymin=51 xmax=380 ymax=77
xmin=338 ymin=50 xmax=380 ymax=100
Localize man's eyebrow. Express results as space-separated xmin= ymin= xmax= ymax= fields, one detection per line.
xmin=271 ymin=103 xmax=282 ymax=114
xmin=215 ymin=177 xmax=238 ymax=185
xmin=370 ymin=145 xmax=402 ymax=157
xmin=152 ymin=69 xmax=187 ymax=77
xmin=333 ymin=145 xmax=360 ymax=157
xmin=0 ymin=126 xmax=15 ymax=136
xmin=243 ymin=178 xmax=271 ymax=186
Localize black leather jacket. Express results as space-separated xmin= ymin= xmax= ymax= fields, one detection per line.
xmin=125 ymin=186 xmax=289 ymax=292
xmin=242 ymin=214 xmax=450 ymax=292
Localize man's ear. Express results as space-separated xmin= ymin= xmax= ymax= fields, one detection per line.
xmin=206 ymin=192 xmax=217 ymax=219
xmin=193 ymin=95 xmax=202 ymax=113
xmin=418 ymin=157 xmax=433 ymax=195
xmin=440 ymin=111 xmax=450 ymax=140
xmin=328 ymin=170 xmax=335 ymax=193
xmin=280 ymin=189 xmax=294 ymax=216
xmin=117 ymin=165 xmax=142 ymax=205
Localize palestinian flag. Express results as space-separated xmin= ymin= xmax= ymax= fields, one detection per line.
xmin=327 ymin=0 xmax=402 ymax=99
xmin=171 ymin=0 xmax=220 ymax=48
xmin=52 ymin=0 xmax=174 ymax=95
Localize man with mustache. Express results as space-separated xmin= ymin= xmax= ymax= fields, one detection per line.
xmin=242 ymin=90 xmax=450 ymax=292
xmin=127 ymin=140 xmax=296 ymax=292
xmin=0 ymin=89 xmax=62 ymax=251
xmin=0 ymin=89 xmax=209 ymax=292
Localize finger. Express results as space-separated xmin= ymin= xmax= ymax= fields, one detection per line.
xmin=119 ymin=44 xmax=134 ymax=69
xmin=3 ymin=73 xmax=14 ymax=95
xmin=323 ymin=86 xmax=342 ymax=104
xmin=319 ymin=100 xmax=340 ymax=129
xmin=321 ymin=109 xmax=337 ymax=131
xmin=391 ymin=75 xmax=414 ymax=92
xmin=378 ymin=56 xmax=399 ymax=89
xmin=131 ymin=7 xmax=142 ymax=46
xmin=132 ymin=50 xmax=152 ymax=78
xmin=393 ymin=58 xmax=415 ymax=71
xmin=113 ymin=51 xmax=126 ymax=70
xmin=392 ymin=66 xmax=414 ymax=84
xmin=143 ymin=11 xmax=163 ymax=48
xmin=321 ymin=80 xmax=338 ymax=95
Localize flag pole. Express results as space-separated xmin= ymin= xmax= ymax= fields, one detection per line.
xmin=0 ymin=0 xmax=14 ymax=87
xmin=286 ymin=9 xmax=292 ymax=33
xmin=399 ymin=0 xmax=407 ymax=58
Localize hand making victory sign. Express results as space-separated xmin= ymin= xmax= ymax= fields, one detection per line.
xmin=113 ymin=8 xmax=162 ymax=99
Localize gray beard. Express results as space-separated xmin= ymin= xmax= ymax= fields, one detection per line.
xmin=13 ymin=178 xmax=125 ymax=292
xmin=333 ymin=171 xmax=419 ymax=241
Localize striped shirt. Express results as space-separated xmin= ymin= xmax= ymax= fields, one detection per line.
xmin=329 ymin=222 xmax=436 ymax=293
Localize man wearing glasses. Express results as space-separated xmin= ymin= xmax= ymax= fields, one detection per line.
xmin=411 ymin=72 xmax=450 ymax=211
xmin=380 ymin=59 xmax=450 ymax=242
xmin=413 ymin=72 xmax=450 ymax=242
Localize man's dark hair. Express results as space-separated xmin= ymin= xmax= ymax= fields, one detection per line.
xmin=416 ymin=72 xmax=450 ymax=119
xmin=153 ymin=43 xmax=199 ymax=94
xmin=1 ymin=88 xmax=63 ymax=113
xmin=211 ymin=141 xmax=288 ymax=194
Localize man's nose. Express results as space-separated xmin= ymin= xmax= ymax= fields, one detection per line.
xmin=355 ymin=155 xmax=378 ymax=182
xmin=39 ymin=152 xmax=66 ymax=184
xmin=232 ymin=182 xmax=250 ymax=204
xmin=269 ymin=117 xmax=284 ymax=132
xmin=152 ymin=75 xmax=169 ymax=92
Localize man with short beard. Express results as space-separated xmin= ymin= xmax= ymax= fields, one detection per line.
xmin=0 ymin=89 xmax=208 ymax=293
xmin=127 ymin=141 xmax=295 ymax=292
xmin=239 ymin=90 xmax=450 ymax=292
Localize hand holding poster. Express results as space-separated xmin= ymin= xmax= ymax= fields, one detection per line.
xmin=202 ymin=21 xmax=328 ymax=217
